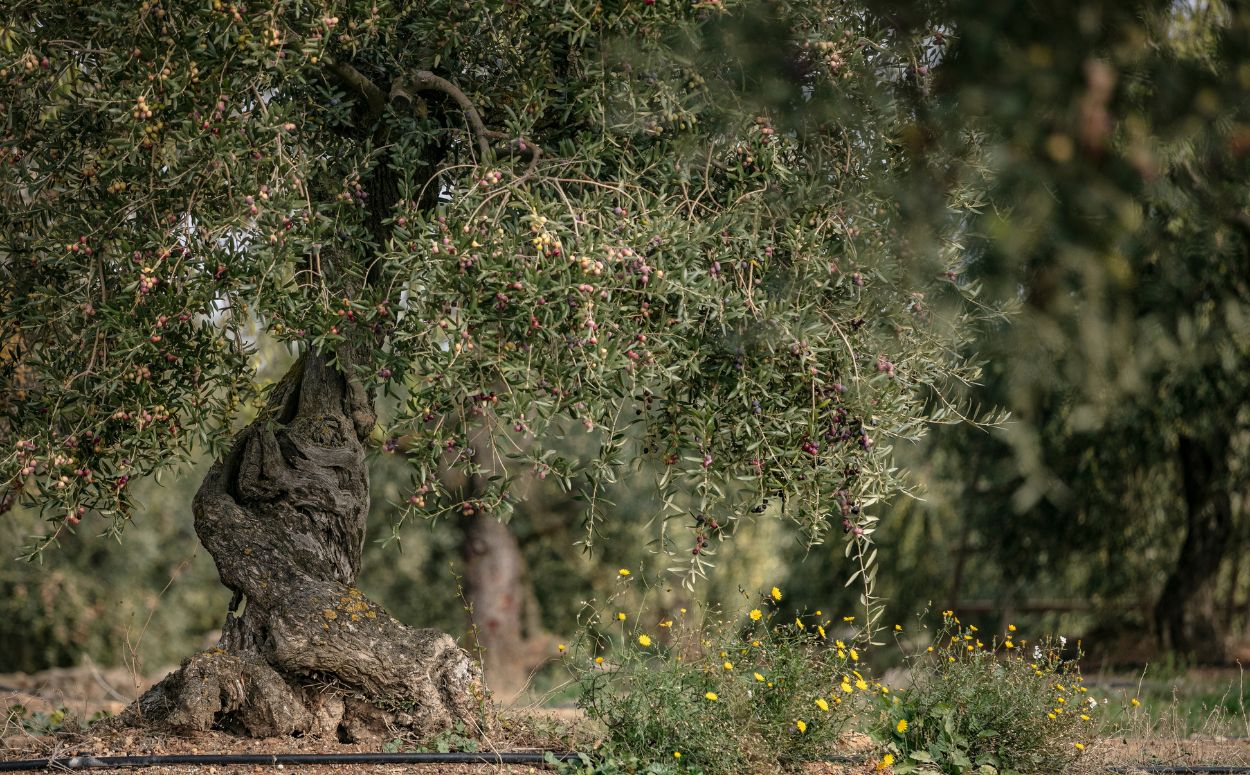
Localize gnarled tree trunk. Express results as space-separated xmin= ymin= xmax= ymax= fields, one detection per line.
xmin=115 ymin=351 xmax=489 ymax=740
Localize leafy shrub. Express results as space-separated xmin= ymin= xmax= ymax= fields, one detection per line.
xmin=870 ymin=614 xmax=1097 ymax=774
xmin=567 ymin=587 xmax=878 ymax=775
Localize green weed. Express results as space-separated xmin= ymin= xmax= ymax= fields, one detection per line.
xmin=869 ymin=615 xmax=1096 ymax=774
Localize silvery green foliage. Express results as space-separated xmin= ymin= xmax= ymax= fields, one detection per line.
xmin=0 ymin=1 xmax=997 ymax=621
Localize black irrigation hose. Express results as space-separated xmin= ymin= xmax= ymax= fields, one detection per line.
xmin=0 ymin=751 xmax=583 ymax=771
xmin=2 ymin=752 xmax=1249 ymax=773
xmin=1106 ymin=769 xmax=1250 ymax=774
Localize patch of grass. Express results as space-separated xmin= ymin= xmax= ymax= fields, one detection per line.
xmin=3 ymin=704 xmax=104 ymax=735
xmin=1089 ymin=665 xmax=1249 ymax=738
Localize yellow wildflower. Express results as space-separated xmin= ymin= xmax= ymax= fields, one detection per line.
xmin=817 ymin=625 xmax=827 ymax=639
xmin=673 ymin=752 xmax=681 ymax=759
xmin=840 ymin=681 xmax=853 ymax=694
xmin=595 ymin=656 xmax=604 ymax=664
xmin=850 ymin=648 xmax=860 ymax=661
xmin=795 ymin=719 xmax=807 ymax=733
xmin=815 ymin=698 xmax=829 ymax=712
xmin=795 ymin=618 xmax=805 ymax=630
xmin=754 ymin=672 xmax=765 ymax=682
xmin=618 ymin=568 xmax=631 ymax=577
xmin=1074 ymin=743 xmax=1085 ymax=751
xmin=1004 ymin=640 xmax=1015 ymax=649
xmin=638 ymin=634 xmax=652 ymax=647
xmin=879 ymin=752 xmax=895 ymax=769
xmin=750 ymin=609 xmax=763 ymax=621
xmin=659 ymin=619 xmax=673 ymax=628
xmin=1131 ymin=698 xmax=1140 ymax=707
xmin=896 ymin=719 xmax=909 ymax=734
xmin=723 ymin=661 xmax=734 ymax=670
xmin=616 ymin=612 xmax=627 ymax=621
xmin=557 ymin=643 xmax=566 ymax=653
xmin=771 ymin=586 xmax=782 ymax=601
xmin=856 ymin=679 xmax=869 ymax=691
xmin=704 ymin=691 xmax=718 ymax=701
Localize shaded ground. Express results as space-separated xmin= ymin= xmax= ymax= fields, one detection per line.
xmin=0 ymin=726 xmax=880 ymax=775
xmin=1089 ymin=736 xmax=1250 ymax=772
xmin=1 ymin=666 xmax=879 ymax=774
xmin=4 ymin=664 xmax=1250 ymax=774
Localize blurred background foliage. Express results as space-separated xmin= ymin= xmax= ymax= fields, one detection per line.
xmin=3 ymin=0 xmax=1250 ymax=693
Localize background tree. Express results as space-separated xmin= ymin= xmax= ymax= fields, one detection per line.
xmin=0 ymin=0 xmax=987 ymax=739
xmin=845 ymin=0 xmax=1250 ymax=662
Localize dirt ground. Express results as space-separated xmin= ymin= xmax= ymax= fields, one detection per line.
xmin=0 ymin=727 xmax=880 ymax=775
xmin=3 ymin=665 xmax=1248 ymax=774
xmin=0 ymin=665 xmax=880 ymax=774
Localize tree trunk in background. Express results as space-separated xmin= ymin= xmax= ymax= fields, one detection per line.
xmin=116 ymin=352 xmax=489 ymax=740
xmin=462 ymin=512 xmax=557 ymax=701
xmin=1154 ymin=431 xmax=1234 ymax=662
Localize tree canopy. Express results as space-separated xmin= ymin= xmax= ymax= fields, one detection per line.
xmin=1 ymin=1 xmax=991 ymax=605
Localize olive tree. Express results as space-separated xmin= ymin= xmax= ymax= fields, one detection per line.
xmin=1 ymin=0 xmax=988 ymax=739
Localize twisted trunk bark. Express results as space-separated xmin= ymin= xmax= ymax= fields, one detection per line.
xmin=116 ymin=351 xmax=489 ymax=740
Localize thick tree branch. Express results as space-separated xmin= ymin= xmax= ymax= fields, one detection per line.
xmin=330 ymin=63 xmax=545 ymax=170
xmin=393 ymin=71 xmax=492 ymax=160
xmin=326 ymin=61 xmax=387 ymax=123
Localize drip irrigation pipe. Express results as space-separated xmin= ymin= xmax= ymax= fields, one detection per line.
xmin=1106 ymin=769 xmax=1250 ymax=774
xmin=0 ymin=751 xmax=582 ymax=771
xmin=1 ymin=753 xmax=1248 ymax=772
